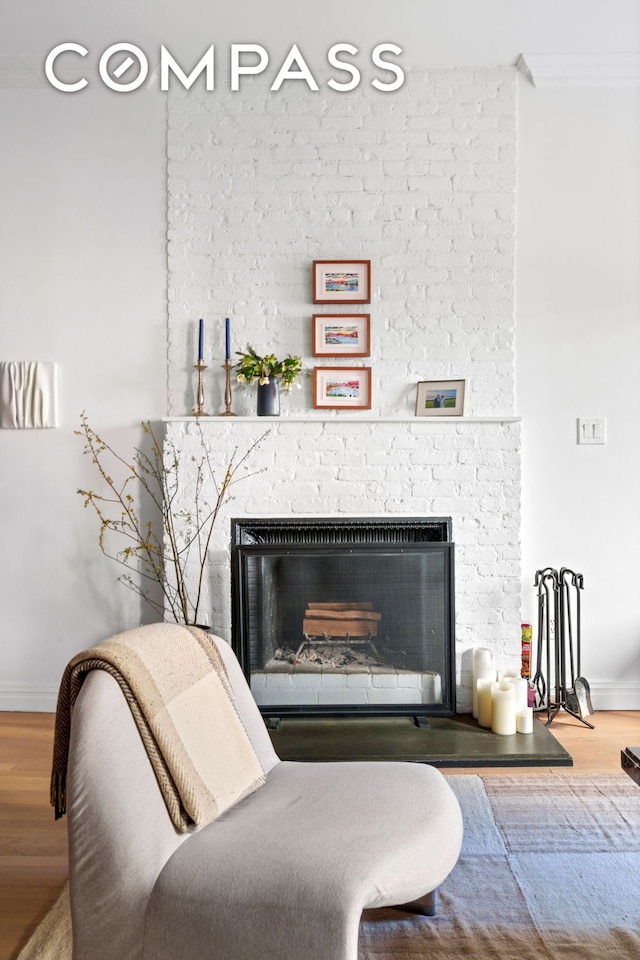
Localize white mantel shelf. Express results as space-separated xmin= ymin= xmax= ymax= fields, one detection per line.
xmin=164 ymin=416 xmax=522 ymax=424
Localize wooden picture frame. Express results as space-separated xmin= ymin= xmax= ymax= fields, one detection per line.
xmin=313 ymin=366 xmax=372 ymax=410
xmin=312 ymin=314 xmax=371 ymax=357
xmin=415 ymin=379 xmax=466 ymax=417
xmin=313 ymin=260 xmax=371 ymax=304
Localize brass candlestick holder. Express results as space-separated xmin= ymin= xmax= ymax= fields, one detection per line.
xmin=192 ymin=360 xmax=210 ymax=417
xmin=219 ymin=358 xmax=236 ymax=417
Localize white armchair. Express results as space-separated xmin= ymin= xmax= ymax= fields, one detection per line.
xmin=65 ymin=628 xmax=463 ymax=960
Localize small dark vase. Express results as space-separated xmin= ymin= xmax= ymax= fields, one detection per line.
xmin=256 ymin=377 xmax=281 ymax=416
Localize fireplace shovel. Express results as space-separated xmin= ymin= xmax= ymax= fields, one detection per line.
xmin=561 ymin=569 xmax=594 ymax=720
xmin=568 ymin=677 xmax=594 ymax=718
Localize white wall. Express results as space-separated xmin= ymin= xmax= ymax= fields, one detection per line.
xmin=1 ymin=1 xmax=639 ymax=711
xmin=0 ymin=89 xmax=167 ymax=707
xmin=517 ymin=81 xmax=640 ymax=708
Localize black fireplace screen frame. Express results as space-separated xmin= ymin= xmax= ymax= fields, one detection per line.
xmin=231 ymin=518 xmax=456 ymax=719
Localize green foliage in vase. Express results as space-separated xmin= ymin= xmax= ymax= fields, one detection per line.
xmin=235 ymin=344 xmax=302 ymax=390
xmin=76 ymin=412 xmax=267 ymax=625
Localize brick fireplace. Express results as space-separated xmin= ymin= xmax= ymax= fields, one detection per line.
xmin=164 ymin=64 xmax=521 ymax=714
xmin=163 ymin=415 xmax=521 ymax=713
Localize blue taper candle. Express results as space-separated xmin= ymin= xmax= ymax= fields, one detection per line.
xmin=225 ymin=317 xmax=231 ymax=360
xmin=198 ymin=318 xmax=204 ymax=361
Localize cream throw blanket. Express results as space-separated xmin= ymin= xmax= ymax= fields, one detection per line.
xmin=51 ymin=623 xmax=265 ymax=832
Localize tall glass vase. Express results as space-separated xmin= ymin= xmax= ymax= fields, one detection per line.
xmin=256 ymin=377 xmax=280 ymax=416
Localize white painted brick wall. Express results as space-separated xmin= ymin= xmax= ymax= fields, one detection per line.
xmin=164 ymin=67 xmax=520 ymax=712
xmin=164 ymin=417 xmax=521 ymax=712
xmin=167 ymin=67 xmax=516 ymax=418
xmin=252 ymin=669 xmax=442 ymax=708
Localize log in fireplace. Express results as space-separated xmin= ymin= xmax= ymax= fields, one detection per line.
xmin=231 ymin=517 xmax=456 ymax=720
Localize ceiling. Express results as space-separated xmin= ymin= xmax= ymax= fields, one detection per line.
xmin=3 ymin=0 xmax=640 ymax=69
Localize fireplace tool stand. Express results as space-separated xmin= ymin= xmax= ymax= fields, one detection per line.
xmin=532 ymin=567 xmax=595 ymax=729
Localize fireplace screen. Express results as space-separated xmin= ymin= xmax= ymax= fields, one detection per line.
xmin=232 ymin=528 xmax=455 ymax=718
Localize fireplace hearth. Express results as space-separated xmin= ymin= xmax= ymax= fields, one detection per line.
xmin=231 ymin=517 xmax=456 ymax=719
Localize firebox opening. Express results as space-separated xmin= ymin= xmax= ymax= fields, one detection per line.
xmin=231 ymin=519 xmax=456 ymax=719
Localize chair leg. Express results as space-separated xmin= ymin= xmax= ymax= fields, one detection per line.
xmin=394 ymin=888 xmax=438 ymax=917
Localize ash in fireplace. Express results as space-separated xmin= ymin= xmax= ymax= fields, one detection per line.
xmin=273 ymin=644 xmax=386 ymax=668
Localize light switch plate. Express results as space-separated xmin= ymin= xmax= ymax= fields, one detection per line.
xmin=577 ymin=418 xmax=606 ymax=444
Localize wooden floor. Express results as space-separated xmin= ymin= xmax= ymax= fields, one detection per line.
xmin=1 ymin=714 xmax=68 ymax=960
xmin=1 ymin=709 xmax=639 ymax=960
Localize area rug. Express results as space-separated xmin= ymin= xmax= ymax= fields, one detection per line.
xmin=360 ymin=771 xmax=640 ymax=959
xmin=17 ymin=772 xmax=640 ymax=960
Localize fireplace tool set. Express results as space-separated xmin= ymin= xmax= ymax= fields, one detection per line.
xmin=531 ymin=567 xmax=595 ymax=728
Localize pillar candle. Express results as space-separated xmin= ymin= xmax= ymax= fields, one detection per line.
xmin=491 ymin=681 xmax=516 ymax=736
xmin=472 ymin=647 xmax=495 ymax=719
xmin=512 ymin=677 xmax=528 ymax=713
xmin=225 ymin=317 xmax=231 ymax=360
xmin=477 ymin=678 xmax=493 ymax=728
xmin=503 ymin=672 xmax=528 ymax=713
xmin=198 ymin=318 xmax=204 ymax=361
xmin=516 ymin=707 xmax=534 ymax=734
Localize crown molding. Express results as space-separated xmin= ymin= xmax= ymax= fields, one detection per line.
xmin=517 ymin=52 xmax=640 ymax=88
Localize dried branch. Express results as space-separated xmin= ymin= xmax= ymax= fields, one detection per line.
xmin=76 ymin=412 xmax=267 ymax=625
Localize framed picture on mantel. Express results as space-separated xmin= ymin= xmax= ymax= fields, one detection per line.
xmin=312 ymin=314 xmax=371 ymax=357
xmin=313 ymin=260 xmax=371 ymax=304
xmin=415 ymin=379 xmax=466 ymax=417
xmin=313 ymin=366 xmax=372 ymax=410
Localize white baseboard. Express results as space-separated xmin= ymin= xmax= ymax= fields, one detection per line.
xmin=0 ymin=683 xmax=58 ymax=712
xmin=1 ymin=679 xmax=639 ymax=714
xmin=588 ymin=679 xmax=640 ymax=712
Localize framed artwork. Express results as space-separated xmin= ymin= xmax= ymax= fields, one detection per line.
xmin=313 ymin=260 xmax=371 ymax=304
xmin=313 ymin=366 xmax=372 ymax=410
xmin=312 ymin=314 xmax=371 ymax=357
xmin=415 ymin=379 xmax=466 ymax=417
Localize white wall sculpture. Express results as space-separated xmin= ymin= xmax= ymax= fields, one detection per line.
xmin=0 ymin=361 xmax=58 ymax=429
